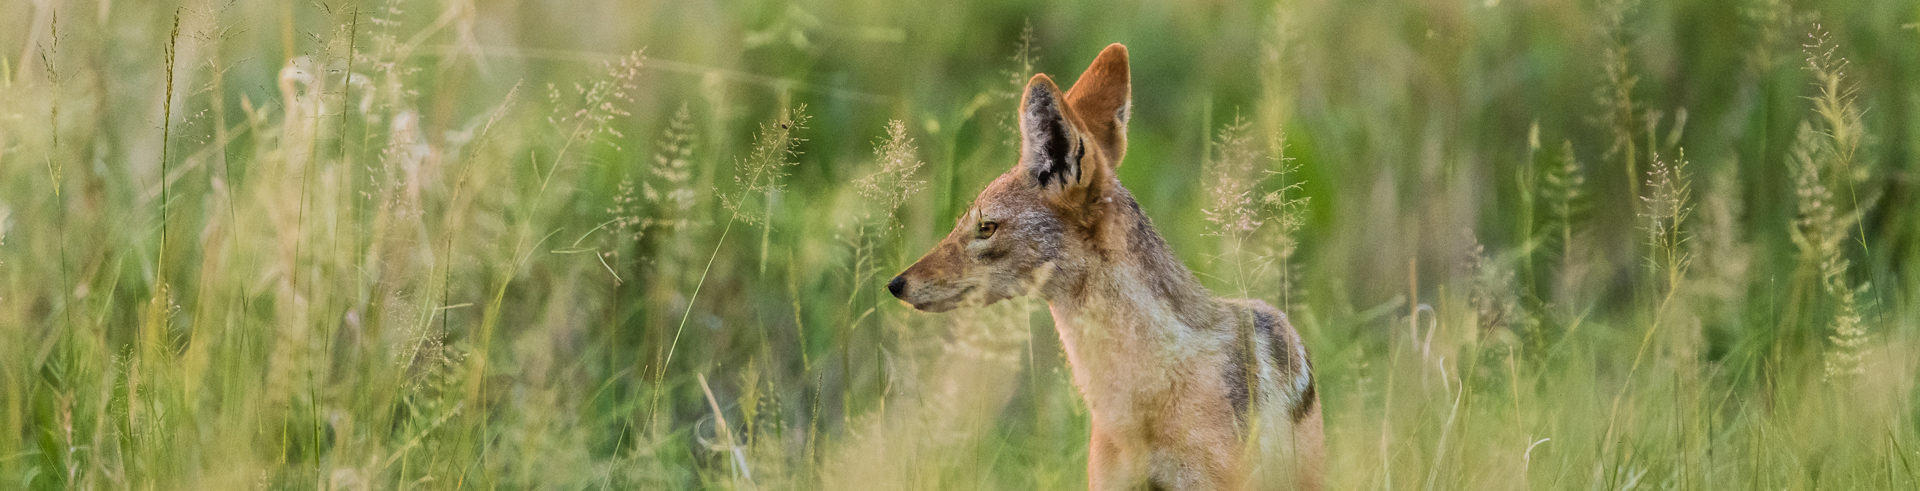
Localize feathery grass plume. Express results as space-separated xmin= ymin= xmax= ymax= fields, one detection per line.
xmin=753 ymin=106 xmax=810 ymax=274
xmin=645 ymin=104 xmax=700 ymax=233
xmin=1544 ymin=141 xmax=1587 ymax=253
xmin=349 ymin=0 xmax=426 ymax=225
xmin=542 ymin=50 xmax=645 ymax=197
xmin=1741 ymin=0 xmax=1794 ymax=74
xmin=1635 ymin=150 xmax=1706 ymax=368
xmin=1803 ymin=29 xmax=1866 ymax=187
xmin=1261 ymin=154 xmax=1310 ymax=311
xmin=611 ymin=103 xmax=698 ymax=244
xmin=360 ymin=0 xmax=432 ymax=214
xmin=610 ymin=178 xmax=643 ymax=243
xmin=360 ymin=0 xmax=423 ymax=117
xmin=550 ymin=51 xmax=644 ymax=148
xmin=1596 ymin=0 xmax=1644 ymax=203
xmin=1789 ymin=26 xmax=1874 ymax=382
xmin=1639 ymin=152 xmax=1693 ymax=296
xmin=1203 ymin=118 xmax=1266 ymax=252
xmin=1459 ymin=234 xmax=1522 ymax=335
xmin=723 ymin=105 xmax=810 ymax=226
xmin=1002 ymin=22 xmax=1039 ymax=102
xmin=1202 ymin=116 xmax=1303 ymax=301
xmin=998 ymin=22 xmax=1041 ymax=151
xmin=1691 ymin=162 xmax=1752 ymax=339
xmin=853 ymin=120 xmax=928 ymax=225
xmin=1788 ymin=117 xmax=1867 ymax=379
xmin=1200 ymin=116 xmax=1310 ymax=308
xmin=1788 ymin=126 xmax=1847 ymax=292
xmin=39 ymin=9 xmax=66 ymax=204
xmin=1541 ymin=140 xmax=1589 ymax=304
xmin=1823 ymin=284 xmax=1869 ymax=381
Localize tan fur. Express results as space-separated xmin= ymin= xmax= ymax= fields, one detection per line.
xmin=890 ymin=44 xmax=1323 ymax=490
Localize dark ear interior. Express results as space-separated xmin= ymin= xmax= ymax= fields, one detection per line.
xmin=1021 ymin=80 xmax=1084 ymax=189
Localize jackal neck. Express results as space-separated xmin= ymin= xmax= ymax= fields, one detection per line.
xmin=1046 ymin=188 xmax=1219 ymax=332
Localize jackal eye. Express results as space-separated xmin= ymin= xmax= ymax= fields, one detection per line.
xmin=975 ymin=221 xmax=999 ymax=239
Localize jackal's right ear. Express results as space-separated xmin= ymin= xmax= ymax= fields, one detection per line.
xmin=1019 ymin=74 xmax=1095 ymax=199
xmin=1065 ymin=43 xmax=1130 ymax=166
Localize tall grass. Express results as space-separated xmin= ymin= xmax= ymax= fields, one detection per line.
xmin=1 ymin=0 xmax=1917 ymax=489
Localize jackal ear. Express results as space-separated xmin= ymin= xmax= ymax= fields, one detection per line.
xmin=1019 ymin=74 xmax=1090 ymax=193
xmin=1065 ymin=43 xmax=1131 ymax=167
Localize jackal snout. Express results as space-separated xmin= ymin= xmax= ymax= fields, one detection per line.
xmin=888 ymin=236 xmax=994 ymax=313
xmin=887 ymin=251 xmax=964 ymax=313
xmin=887 ymin=239 xmax=956 ymax=311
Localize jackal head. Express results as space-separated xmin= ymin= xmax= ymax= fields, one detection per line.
xmin=890 ymin=43 xmax=1133 ymax=312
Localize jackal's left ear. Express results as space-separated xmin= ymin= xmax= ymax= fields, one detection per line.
xmin=1018 ymin=73 xmax=1095 ymax=197
xmin=1065 ymin=43 xmax=1131 ymax=167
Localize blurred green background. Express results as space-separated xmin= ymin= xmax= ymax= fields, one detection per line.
xmin=1 ymin=0 xmax=1917 ymax=488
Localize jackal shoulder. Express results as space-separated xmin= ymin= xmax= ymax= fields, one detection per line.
xmin=1218 ymin=298 xmax=1316 ymax=422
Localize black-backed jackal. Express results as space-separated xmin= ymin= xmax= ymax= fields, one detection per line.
xmin=889 ymin=44 xmax=1323 ymax=490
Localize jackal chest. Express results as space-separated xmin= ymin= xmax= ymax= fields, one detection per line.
xmin=1048 ymin=302 xmax=1227 ymax=428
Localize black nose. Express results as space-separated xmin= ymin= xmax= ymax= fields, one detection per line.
xmin=887 ymin=275 xmax=907 ymax=298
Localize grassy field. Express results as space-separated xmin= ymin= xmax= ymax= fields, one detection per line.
xmin=2 ymin=0 xmax=1918 ymax=488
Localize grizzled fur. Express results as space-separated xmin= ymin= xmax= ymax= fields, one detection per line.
xmin=890 ymin=44 xmax=1323 ymax=490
